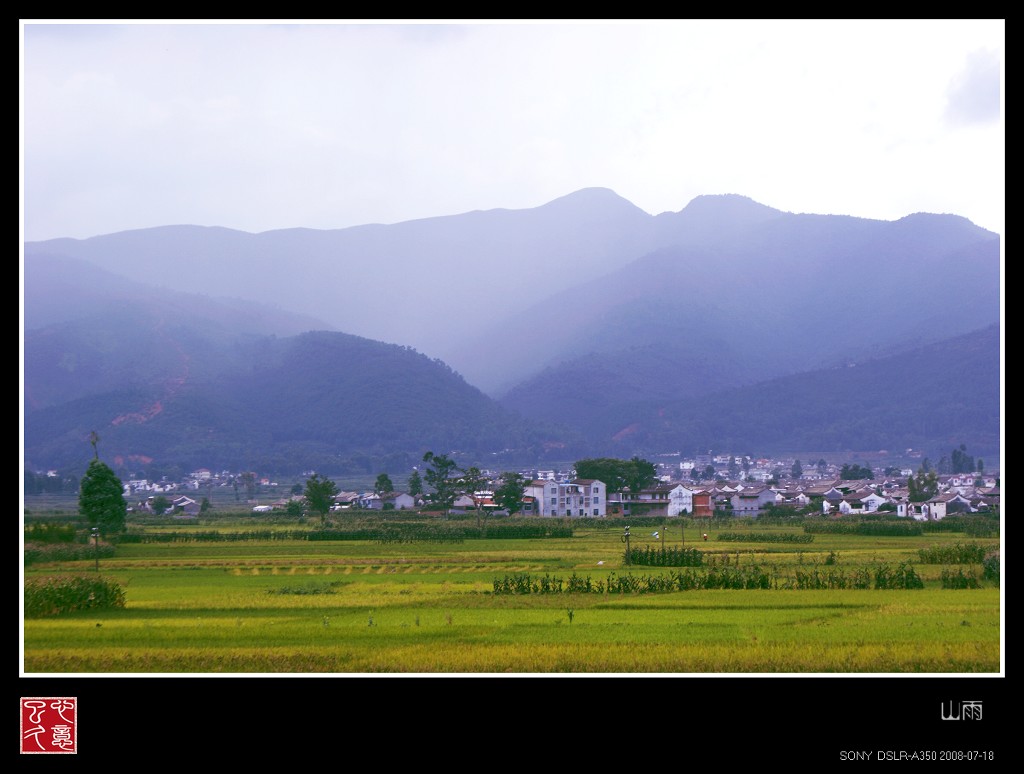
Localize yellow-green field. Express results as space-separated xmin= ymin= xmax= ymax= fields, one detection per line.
xmin=22 ymin=519 xmax=1002 ymax=674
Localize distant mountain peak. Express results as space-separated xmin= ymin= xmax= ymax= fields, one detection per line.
xmin=538 ymin=187 xmax=649 ymax=216
xmin=650 ymin=192 xmax=784 ymax=243
xmin=679 ymin=193 xmax=782 ymax=218
xmin=895 ymin=211 xmax=996 ymax=235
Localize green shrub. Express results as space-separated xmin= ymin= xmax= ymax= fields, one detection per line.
xmin=940 ymin=568 xmax=982 ymax=589
xmin=24 ymin=575 xmax=126 ymax=617
xmin=24 ymin=541 xmax=116 ymax=566
xmin=24 ymin=523 xmax=77 ymax=544
xmin=873 ymin=562 xmax=924 ymax=590
xmin=804 ymin=520 xmax=923 ymax=537
xmin=268 ymin=581 xmax=345 ymax=595
xmin=982 ymin=554 xmax=1000 ymax=585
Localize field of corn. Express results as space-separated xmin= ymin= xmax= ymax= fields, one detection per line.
xmin=22 ymin=513 xmax=1002 ymax=674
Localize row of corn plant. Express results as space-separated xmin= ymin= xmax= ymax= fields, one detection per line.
xmin=717 ymin=532 xmax=814 ymax=543
xmin=493 ymin=562 xmax=932 ymax=595
xmin=24 ymin=574 xmax=126 ymax=617
xmin=921 ymin=515 xmax=999 ymax=536
xmin=790 ymin=567 xmax=873 ymax=589
xmin=23 ymin=522 xmax=78 ymax=543
xmin=24 ymin=541 xmax=116 ymax=566
xmin=917 ymin=542 xmax=987 ymax=564
xmin=803 ymin=521 xmax=924 ymax=536
xmin=940 ymin=568 xmax=982 ymax=589
xmin=625 ymin=545 xmax=704 ymax=566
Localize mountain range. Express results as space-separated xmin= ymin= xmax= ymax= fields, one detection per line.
xmin=23 ymin=189 xmax=1002 ymax=475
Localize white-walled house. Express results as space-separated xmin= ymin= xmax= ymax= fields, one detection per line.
xmin=898 ymin=493 xmax=954 ymax=521
xmin=524 ymin=479 xmax=606 ymax=517
xmin=612 ymin=483 xmax=699 ymax=516
xmin=730 ymin=487 xmax=779 ymax=513
xmin=667 ymin=484 xmax=699 ymax=516
xmin=364 ymin=492 xmax=416 ymax=510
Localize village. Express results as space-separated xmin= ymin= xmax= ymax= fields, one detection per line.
xmin=116 ymin=450 xmax=999 ymax=522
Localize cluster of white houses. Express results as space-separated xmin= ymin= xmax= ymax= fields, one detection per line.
xmin=499 ymin=476 xmax=997 ymax=521
xmin=324 ymin=476 xmax=998 ymax=521
xmin=131 ymin=469 xmax=998 ymax=522
xmin=249 ymin=475 xmax=999 ymax=521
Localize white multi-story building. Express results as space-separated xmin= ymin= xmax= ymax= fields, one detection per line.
xmin=611 ymin=484 xmax=699 ymax=516
xmin=667 ymin=484 xmax=699 ymax=516
xmin=524 ymin=479 xmax=606 ymax=517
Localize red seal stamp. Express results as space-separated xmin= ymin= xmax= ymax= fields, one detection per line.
xmin=21 ymin=697 xmax=77 ymax=754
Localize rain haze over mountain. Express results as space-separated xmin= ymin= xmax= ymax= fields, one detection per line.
xmin=21 ymin=20 xmax=1004 ymax=473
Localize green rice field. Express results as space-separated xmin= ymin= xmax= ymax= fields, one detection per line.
xmin=22 ymin=516 xmax=1002 ymax=674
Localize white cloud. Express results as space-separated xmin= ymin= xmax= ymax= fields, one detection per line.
xmin=945 ymin=48 xmax=1001 ymax=126
xmin=21 ymin=19 xmax=1004 ymax=241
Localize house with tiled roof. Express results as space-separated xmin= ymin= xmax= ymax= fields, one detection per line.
xmin=364 ymin=491 xmax=416 ymax=511
xmin=730 ymin=486 xmax=779 ymax=513
xmin=970 ymin=494 xmax=999 ymax=512
xmin=777 ymin=487 xmax=812 ymax=507
xmin=332 ymin=491 xmax=361 ymax=509
xmin=898 ymin=492 xmax=959 ymax=520
xmin=170 ymin=495 xmax=200 ymax=517
xmin=830 ymin=491 xmax=888 ymax=515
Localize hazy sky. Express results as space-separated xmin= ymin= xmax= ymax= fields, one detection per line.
xmin=20 ymin=19 xmax=1004 ymax=242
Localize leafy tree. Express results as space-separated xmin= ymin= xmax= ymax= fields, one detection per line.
xmin=150 ymin=495 xmax=171 ymax=515
xmin=907 ymin=468 xmax=939 ymax=502
xmin=791 ymin=459 xmax=803 ymax=479
xmin=303 ymin=473 xmax=339 ymax=524
xmin=200 ymin=497 xmax=212 ymax=514
xmin=494 ymin=472 xmax=526 ymax=516
xmin=840 ymin=463 xmax=874 ymax=480
xmin=239 ymin=472 xmax=257 ymax=501
xmin=422 ymin=451 xmax=458 ymax=517
xmin=407 ymin=469 xmax=423 ymax=496
xmin=290 ymin=483 xmax=304 ymax=495
xmin=374 ymin=473 xmax=395 ymax=494
xmin=459 ymin=466 xmax=488 ymax=527
xmin=950 ymin=444 xmax=975 ymax=474
xmin=575 ymin=457 xmax=656 ymax=493
xmin=285 ymin=499 xmax=305 ymax=517
xmin=625 ymin=456 xmax=657 ymax=492
xmin=575 ymin=458 xmax=628 ymax=492
xmin=460 ymin=466 xmax=486 ymax=497
xmin=816 ymin=458 xmax=828 ymax=474
xmin=79 ymin=458 xmax=126 ymax=536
